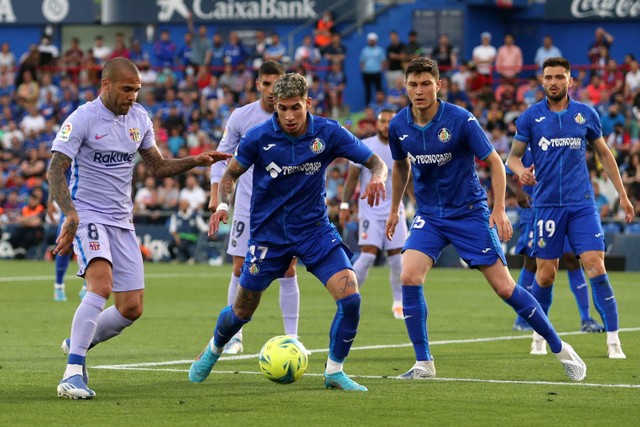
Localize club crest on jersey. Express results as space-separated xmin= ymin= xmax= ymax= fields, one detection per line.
xmin=248 ymin=263 xmax=260 ymax=275
xmin=58 ymin=123 xmax=72 ymax=141
xmin=89 ymin=241 xmax=100 ymax=251
xmin=537 ymin=238 xmax=546 ymax=249
xmin=574 ymin=113 xmax=586 ymax=125
xmin=129 ymin=128 xmax=141 ymax=143
xmin=309 ymin=138 xmax=325 ymax=154
xmin=438 ymin=128 xmax=452 ymax=143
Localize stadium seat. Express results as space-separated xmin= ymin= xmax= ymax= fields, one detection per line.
xmin=623 ymin=222 xmax=640 ymax=235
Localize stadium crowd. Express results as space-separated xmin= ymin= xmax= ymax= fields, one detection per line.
xmin=1 ymin=25 xmax=639 ymax=260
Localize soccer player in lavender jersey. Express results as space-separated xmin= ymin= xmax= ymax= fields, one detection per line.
xmin=209 ymin=61 xmax=301 ymax=355
xmin=339 ymin=108 xmax=408 ymax=319
xmin=507 ymin=57 xmax=635 ymax=359
xmin=189 ymin=73 xmax=388 ymax=391
xmin=48 ymin=57 xmax=231 ymax=399
xmin=385 ymin=57 xmax=586 ymax=381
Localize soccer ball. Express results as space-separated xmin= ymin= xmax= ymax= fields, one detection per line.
xmin=258 ymin=335 xmax=308 ymax=384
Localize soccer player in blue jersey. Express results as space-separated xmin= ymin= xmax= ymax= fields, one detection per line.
xmin=507 ymin=57 xmax=635 ymax=359
xmin=385 ymin=57 xmax=586 ymax=381
xmin=189 ymin=73 xmax=388 ymax=391
xmin=48 ymin=57 xmax=231 ymax=399
xmin=506 ymin=150 xmax=605 ymax=335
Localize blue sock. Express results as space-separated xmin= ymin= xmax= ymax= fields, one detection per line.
xmin=328 ymin=293 xmax=361 ymax=363
xmin=55 ymin=252 xmax=71 ymax=284
xmin=517 ymin=268 xmax=535 ymax=293
xmin=590 ymin=274 xmax=619 ymax=331
xmin=213 ymin=306 xmax=250 ymax=348
xmin=402 ymin=285 xmax=432 ymax=361
xmin=531 ymin=279 xmax=553 ymax=316
xmin=504 ymin=286 xmax=562 ymax=353
xmin=567 ymin=268 xmax=590 ymax=322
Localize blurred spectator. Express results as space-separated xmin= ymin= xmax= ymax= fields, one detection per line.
xmin=517 ymin=76 xmax=542 ymax=106
xmin=603 ymin=58 xmax=625 ymax=97
xmin=326 ymin=166 xmax=344 ymax=203
xmin=467 ymin=64 xmax=490 ymax=102
xmin=404 ymin=30 xmax=425 ymax=66
xmin=178 ymin=174 xmax=206 ymax=211
xmin=597 ymin=170 xmax=620 ymax=212
xmin=177 ymin=31 xmax=194 ymax=69
xmin=20 ymin=147 xmax=46 ymax=179
xmin=324 ymin=60 xmax=346 ymax=118
xmin=621 ymin=152 xmax=640 ymax=201
xmin=387 ymin=75 xmax=408 ymax=111
xmin=200 ymin=74 xmax=222 ymax=114
xmin=62 ymin=37 xmax=83 ymax=81
xmin=20 ymin=104 xmax=45 ymax=135
xmin=38 ymin=72 xmax=61 ymax=106
xmin=450 ymin=61 xmax=471 ymax=92
xmin=447 ymin=80 xmax=471 ymax=111
xmin=186 ymin=13 xmax=212 ymax=71
xmin=210 ymin=33 xmax=226 ymax=75
xmin=263 ymin=32 xmax=286 ymax=62
xmin=308 ymin=75 xmax=326 ymax=115
xmin=110 ymin=32 xmax=130 ymax=59
xmin=600 ymin=103 xmax=625 ymax=137
xmin=37 ymin=35 xmax=59 ymax=69
xmin=91 ymin=35 xmax=112 ymax=65
xmin=168 ymin=197 xmax=208 ymax=263
xmin=129 ymin=39 xmax=150 ymax=68
xmin=16 ymin=69 xmax=39 ymax=108
xmin=314 ymin=10 xmax=333 ymax=54
xmin=585 ymin=74 xmax=607 ymax=106
xmin=534 ymin=35 xmax=562 ymax=73
xmin=587 ymin=27 xmax=614 ymax=74
xmin=157 ymin=177 xmax=180 ymax=211
xmin=368 ymin=90 xmax=394 ymax=117
xmin=134 ymin=176 xmax=164 ymax=224
xmin=323 ymin=32 xmax=346 ymax=67
xmin=495 ymin=80 xmax=517 ymax=109
xmin=592 ymin=179 xmax=611 ymax=217
xmin=608 ymin=122 xmax=632 ymax=164
xmin=223 ymin=31 xmax=247 ymax=69
xmin=360 ymin=32 xmax=385 ymax=106
xmin=357 ymin=106 xmax=377 ymax=138
xmin=591 ymin=45 xmax=610 ymax=78
xmin=249 ymin=29 xmax=268 ymax=68
xmin=488 ymin=124 xmax=509 ymax=160
xmin=385 ymin=30 xmax=405 ymax=90
xmin=79 ymin=50 xmax=100 ymax=86
xmin=294 ymin=34 xmax=321 ymax=69
xmin=430 ymin=33 xmax=457 ymax=74
xmin=16 ymin=45 xmax=39 ymax=87
xmin=495 ymin=34 xmax=522 ymax=80
xmin=8 ymin=191 xmax=45 ymax=258
xmin=624 ymin=59 xmax=640 ymax=100
xmin=472 ymin=32 xmax=496 ymax=79
xmin=2 ymin=120 xmax=24 ymax=149
xmin=154 ymin=29 xmax=177 ymax=68
xmin=0 ymin=42 xmax=16 ymax=69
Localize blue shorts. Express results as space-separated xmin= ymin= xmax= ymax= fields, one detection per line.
xmin=239 ymin=223 xmax=353 ymax=291
xmin=403 ymin=207 xmax=507 ymax=268
xmin=532 ymin=204 xmax=604 ymax=259
xmin=515 ymin=208 xmax=534 ymax=257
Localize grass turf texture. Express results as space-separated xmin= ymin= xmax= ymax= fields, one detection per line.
xmin=1 ymin=260 xmax=639 ymax=426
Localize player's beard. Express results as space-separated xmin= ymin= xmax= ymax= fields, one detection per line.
xmin=544 ymin=86 xmax=567 ymax=103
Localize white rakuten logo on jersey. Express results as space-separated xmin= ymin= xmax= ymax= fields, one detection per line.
xmin=408 ymin=151 xmax=452 ymax=167
xmin=538 ymin=136 xmax=581 ymax=151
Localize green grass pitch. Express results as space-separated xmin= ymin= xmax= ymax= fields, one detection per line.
xmin=1 ymin=260 xmax=639 ymax=426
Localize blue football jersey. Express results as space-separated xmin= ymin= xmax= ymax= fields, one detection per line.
xmin=389 ymin=100 xmax=494 ymax=218
xmin=514 ymin=97 xmax=601 ymax=207
xmin=235 ymin=113 xmax=374 ymax=244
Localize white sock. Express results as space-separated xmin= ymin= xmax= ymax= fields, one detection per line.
xmin=606 ymin=331 xmax=620 ymax=345
xmin=279 ymin=275 xmax=300 ymax=337
xmin=63 ymin=364 xmax=83 ymax=379
xmin=325 ymin=357 xmax=343 ymax=375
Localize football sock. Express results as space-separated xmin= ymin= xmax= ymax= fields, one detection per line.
xmin=388 ymin=254 xmax=403 ymax=303
xmin=516 ymin=267 xmax=535 ymax=293
xmin=65 ymin=292 xmax=106 ymax=379
xmin=55 ymin=252 xmax=71 ymax=284
xmin=278 ymin=275 xmax=300 ymax=338
xmin=91 ymin=305 xmax=134 ymax=347
xmin=325 ymin=357 xmax=343 ymax=375
xmin=590 ymin=274 xmax=619 ymax=332
xmin=227 ymin=274 xmax=243 ymax=341
xmin=352 ymin=252 xmax=376 ymax=288
xmin=328 ymin=293 xmax=361 ymax=363
xmin=531 ymin=279 xmax=553 ymax=316
xmin=212 ymin=305 xmax=249 ymax=352
xmin=606 ymin=331 xmax=621 ymax=345
xmin=504 ymin=285 xmax=562 ymax=353
xmin=402 ymin=285 xmax=432 ymax=361
xmin=567 ymin=268 xmax=591 ymax=322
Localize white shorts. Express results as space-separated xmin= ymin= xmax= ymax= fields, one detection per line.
xmin=227 ymin=213 xmax=251 ymax=258
xmin=74 ymin=222 xmax=145 ymax=292
xmin=358 ymin=214 xmax=407 ymax=251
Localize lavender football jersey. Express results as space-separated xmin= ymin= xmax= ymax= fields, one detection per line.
xmin=352 ymin=134 xmax=404 ymax=221
xmin=51 ymin=99 xmax=155 ymax=229
xmin=210 ymin=101 xmax=271 ymax=217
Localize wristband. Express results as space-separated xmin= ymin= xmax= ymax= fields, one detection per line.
xmin=216 ymin=203 xmax=229 ymax=212
xmin=340 ymin=202 xmax=349 ymax=210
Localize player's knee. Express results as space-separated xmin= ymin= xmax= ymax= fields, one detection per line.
xmin=400 ymin=268 xmax=425 ymax=286
xmin=582 ymin=259 xmax=606 ymax=278
xmin=119 ymin=303 xmax=143 ymax=321
xmin=536 ymin=271 xmax=555 ymax=287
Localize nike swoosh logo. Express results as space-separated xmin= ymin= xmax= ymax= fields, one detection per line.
xmin=605 ymin=296 xmax=615 ymax=301
xmin=402 ymin=315 xmax=412 ymax=320
xmin=576 ymin=284 xmax=587 ymax=290
xmin=527 ymin=307 xmax=537 ymax=319
xmin=263 ymin=144 xmax=276 ymax=151
xmin=535 ymin=117 xmax=546 ymax=123
xmin=399 ymin=135 xmax=409 ymax=141
xmin=95 ymin=134 xmax=108 ymax=139
xmin=342 ymin=338 xmax=355 ymax=343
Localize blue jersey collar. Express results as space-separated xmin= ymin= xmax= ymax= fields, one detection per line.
xmin=543 ymin=95 xmax=572 ymax=115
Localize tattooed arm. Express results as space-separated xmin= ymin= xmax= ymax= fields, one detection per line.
xmin=139 ymin=145 xmax=231 ymax=178
xmin=208 ymin=158 xmax=248 ymax=237
xmin=46 ymin=152 xmax=78 ymax=255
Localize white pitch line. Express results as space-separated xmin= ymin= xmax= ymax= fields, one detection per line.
xmin=0 ymin=272 xmax=229 ymax=283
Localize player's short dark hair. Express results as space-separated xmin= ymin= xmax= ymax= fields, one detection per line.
xmin=405 ymin=57 xmax=439 ymax=80
xmin=258 ymin=60 xmax=285 ymax=78
xmin=102 ymin=57 xmax=140 ymax=81
xmin=542 ymin=57 xmax=570 ymax=73
xmin=273 ymin=73 xmax=307 ymax=100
